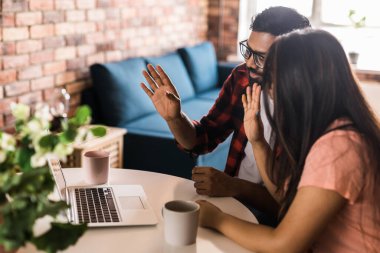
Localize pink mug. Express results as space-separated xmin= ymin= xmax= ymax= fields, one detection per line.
xmin=82 ymin=150 xmax=110 ymax=185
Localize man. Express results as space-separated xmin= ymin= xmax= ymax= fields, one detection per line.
xmin=141 ymin=7 xmax=311 ymax=222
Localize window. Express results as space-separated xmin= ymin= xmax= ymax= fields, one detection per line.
xmin=238 ymin=0 xmax=314 ymax=43
xmin=237 ymin=0 xmax=380 ymax=71
xmin=321 ymin=0 xmax=380 ymax=27
xmin=256 ymin=0 xmax=313 ymax=18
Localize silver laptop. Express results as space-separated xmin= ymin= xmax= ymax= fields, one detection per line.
xmin=47 ymin=158 xmax=157 ymax=227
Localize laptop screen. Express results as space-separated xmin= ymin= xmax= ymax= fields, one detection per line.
xmin=47 ymin=158 xmax=68 ymax=201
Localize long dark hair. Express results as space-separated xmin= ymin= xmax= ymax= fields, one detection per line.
xmin=262 ymin=29 xmax=380 ymax=219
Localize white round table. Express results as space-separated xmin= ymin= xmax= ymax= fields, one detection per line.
xmin=20 ymin=168 xmax=257 ymax=253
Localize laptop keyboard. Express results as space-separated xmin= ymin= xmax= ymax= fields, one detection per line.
xmin=75 ymin=187 xmax=120 ymax=223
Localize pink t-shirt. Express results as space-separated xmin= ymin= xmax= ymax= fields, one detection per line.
xmin=298 ymin=119 xmax=380 ymax=253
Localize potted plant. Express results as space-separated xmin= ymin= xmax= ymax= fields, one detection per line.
xmin=0 ymin=103 xmax=106 ymax=253
xmin=348 ymin=9 xmax=366 ymax=65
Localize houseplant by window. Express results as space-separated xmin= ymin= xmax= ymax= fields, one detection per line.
xmin=0 ymin=103 xmax=106 ymax=253
xmin=348 ymin=9 xmax=366 ymax=65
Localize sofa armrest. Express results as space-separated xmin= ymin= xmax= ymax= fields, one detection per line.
xmin=217 ymin=61 xmax=240 ymax=87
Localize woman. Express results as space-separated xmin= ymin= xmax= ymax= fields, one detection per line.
xmin=197 ymin=29 xmax=380 ymax=252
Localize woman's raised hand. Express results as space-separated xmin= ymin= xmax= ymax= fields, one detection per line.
xmin=196 ymin=200 xmax=223 ymax=229
xmin=242 ymin=84 xmax=265 ymax=143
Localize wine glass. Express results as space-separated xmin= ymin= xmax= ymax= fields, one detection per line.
xmin=50 ymin=89 xmax=70 ymax=132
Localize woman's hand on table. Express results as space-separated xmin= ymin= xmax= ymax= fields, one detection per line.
xmin=196 ymin=199 xmax=223 ymax=229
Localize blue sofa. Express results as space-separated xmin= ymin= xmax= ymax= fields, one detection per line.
xmin=85 ymin=42 xmax=237 ymax=179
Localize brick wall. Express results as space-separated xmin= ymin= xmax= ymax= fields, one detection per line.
xmin=207 ymin=0 xmax=239 ymax=61
xmin=2 ymin=1 xmax=375 ymax=131
xmin=0 ymin=0 xmax=212 ymax=129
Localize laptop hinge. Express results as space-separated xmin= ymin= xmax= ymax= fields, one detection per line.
xmin=66 ymin=188 xmax=74 ymax=223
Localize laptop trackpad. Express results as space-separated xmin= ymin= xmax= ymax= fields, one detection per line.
xmin=119 ymin=196 xmax=144 ymax=210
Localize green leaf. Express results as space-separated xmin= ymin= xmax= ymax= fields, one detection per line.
xmin=59 ymin=127 xmax=77 ymax=143
xmin=0 ymin=171 xmax=21 ymax=193
xmin=19 ymin=167 xmax=54 ymax=194
xmin=0 ymin=193 xmax=6 ymax=204
xmin=348 ymin=9 xmax=355 ymax=17
xmin=15 ymin=119 xmax=25 ymax=133
xmin=0 ymin=149 xmax=16 ymax=173
xmin=90 ymin=126 xmax=106 ymax=137
xmin=14 ymin=147 xmax=34 ymax=172
xmin=39 ymin=135 xmax=59 ymax=150
xmin=348 ymin=9 xmax=366 ymax=28
xmin=0 ymin=103 xmax=98 ymax=252
xmin=1 ymin=166 xmax=54 ymax=195
xmin=74 ymin=106 xmax=91 ymax=126
xmin=36 ymin=200 xmax=68 ymax=218
xmin=0 ymin=199 xmax=37 ymax=250
xmin=32 ymin=222 xmax=87 ymax=253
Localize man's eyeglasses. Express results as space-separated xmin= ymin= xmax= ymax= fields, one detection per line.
xmin=239 ymin=40 xmax=266 ymax=69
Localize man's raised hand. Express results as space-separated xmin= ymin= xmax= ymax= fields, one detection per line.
xmin=141 ymin=64 xmax=181 ymax=122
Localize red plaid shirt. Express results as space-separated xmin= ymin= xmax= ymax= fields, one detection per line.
xmin=182 ymin=63 xmax=250 ymax=177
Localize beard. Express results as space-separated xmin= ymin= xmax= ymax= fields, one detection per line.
xmin=247 ymin=67 xmax=263 ymax=86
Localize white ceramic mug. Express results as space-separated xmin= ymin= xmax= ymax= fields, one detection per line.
xmin=162 ymin=200 xmax=200 ymax=246
xmin=82 ymin=150 xmax=110 ymax=185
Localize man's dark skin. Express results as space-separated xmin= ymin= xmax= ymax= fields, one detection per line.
xmin=140 ymin=31 xmax=280 ymax=216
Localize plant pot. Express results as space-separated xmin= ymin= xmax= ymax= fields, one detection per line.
xmin=349 ymin=52 xmax=359 ymax=65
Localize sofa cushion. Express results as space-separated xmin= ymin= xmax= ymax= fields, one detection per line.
xmin=90 ymin=58 xmax=155 ymax=126
xmin=178 ymin=42 xmax=218 ymax=93
xmin=145 ymin=53 xmax=195 ymax=101
xmin=197 ymin=88 xmax=221 ymax=101
xmin=125 ymin=113 xmax=172 ymax=138
xmin=125 ymin=99 xmax=214 ymax=138
xmin=181 ymin=99 xmax=214 ymax=119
